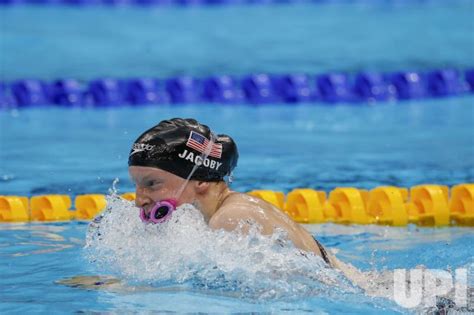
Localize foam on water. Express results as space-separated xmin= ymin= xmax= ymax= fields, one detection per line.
xmin=84 ymin=194 xmax=359 ymax=300
xmin=83 ymin=194 xmax=471 ymax=313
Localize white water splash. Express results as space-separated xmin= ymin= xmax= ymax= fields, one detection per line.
xmin=84 ymin=194 xmax=358 ymax=300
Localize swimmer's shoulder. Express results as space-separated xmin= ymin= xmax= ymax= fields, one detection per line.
xmin=209 ymin=192 xmax=272 ymax=232
xmin=211 ymin=191 xmax=296 ymax=226
xmin=220 ymin=192 xmax=280 ymax=213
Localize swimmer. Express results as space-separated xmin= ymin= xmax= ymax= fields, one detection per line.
xmin=128 ymin=118 xmax=411 ymax=299
xmin=67 ymin=117 xmax=468 ymax=312
xmin=128 ymin=118 xmax=428 ymax=299
xmin=128 ymin=118 xmax=340 ymax=267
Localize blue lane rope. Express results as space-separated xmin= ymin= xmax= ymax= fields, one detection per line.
xmin=0 ymin=0 xmax=460 ymax=7
xmin=1 ymin=69 xmax=473 ymax=108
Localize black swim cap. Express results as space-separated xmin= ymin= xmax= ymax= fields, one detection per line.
xmin=128 ymin=118 xmax=238 ymax=182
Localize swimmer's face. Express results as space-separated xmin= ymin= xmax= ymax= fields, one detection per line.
xmin=129 ymin=166 xmax=198 ymax=214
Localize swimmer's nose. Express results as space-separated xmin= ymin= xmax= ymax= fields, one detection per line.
xmin=135 ymin=187 xmax=153 ymax=212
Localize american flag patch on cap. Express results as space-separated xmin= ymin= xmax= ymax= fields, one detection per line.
xmin=186 ymin=131 xmax=222 ymax=159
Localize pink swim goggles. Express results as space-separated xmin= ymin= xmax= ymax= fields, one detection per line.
xmin=139 ymin=199 xmax=178 ymax=224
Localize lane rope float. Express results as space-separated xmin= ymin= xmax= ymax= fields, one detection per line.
xmin=1 ymin=183 xmax=472 ymax=226
xmin=1 ymin=69 xmax=473 ymax=108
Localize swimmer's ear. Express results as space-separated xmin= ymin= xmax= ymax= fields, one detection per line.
xmin=193 ymin=181 xmax=211 ymax=195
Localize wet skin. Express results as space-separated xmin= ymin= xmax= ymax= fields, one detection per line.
xmin=129 ymin=166 xmax=330 ymax=260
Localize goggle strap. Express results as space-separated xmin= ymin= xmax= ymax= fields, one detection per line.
xmin=173 ymin=132 xmax=217 ymax=200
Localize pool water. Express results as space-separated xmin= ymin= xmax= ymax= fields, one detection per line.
xmin=1 ymin=99 xmax=473 ymax=313
xmin=1 ymin=0 xmax=473 ymax=313
xmin=1 ymin=1 xmax=473 ymax=80
xmin=0 ymin=213 xmax=473 ymax=313
xmin=1 ymin=99 xmax=473 ymax=196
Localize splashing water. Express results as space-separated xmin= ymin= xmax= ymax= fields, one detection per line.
xmin=83 ymin=194 xmax=473 ymax=314
xmin=108 ymin=178 xmax=120 ymax=196
xmin=84 ymin=194 xmax=359 ymax=300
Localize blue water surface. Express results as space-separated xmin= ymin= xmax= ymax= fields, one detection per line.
xmin=1 ymin=98 xmax=473 ymax=196
xmin=1 ymin=98 xmax=473 ymax=313
xmin=0 ymin=221 xmax=472 ymax=313
xmin=1 ymin=1 xmax=473 ymax=313
xmin=1 ymin=1 xmax=473 ymax=80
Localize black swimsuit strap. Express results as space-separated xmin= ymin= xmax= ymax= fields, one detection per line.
xmin=313 ymin=237 xmax=332 ymax=266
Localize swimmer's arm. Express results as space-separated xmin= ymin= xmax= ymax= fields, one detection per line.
xmin=210 ymin=205 xmax=372 ymax=285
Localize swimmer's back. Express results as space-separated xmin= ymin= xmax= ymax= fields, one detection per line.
xmin=209 ymin=192 xmax=329 ymax=262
